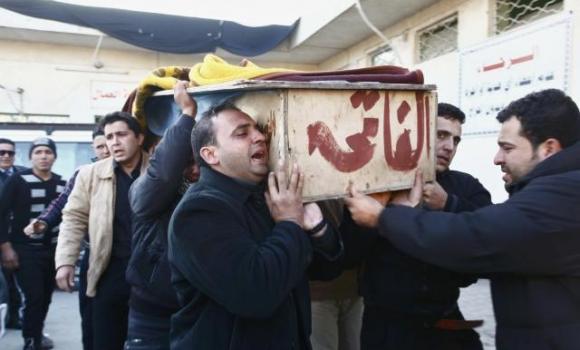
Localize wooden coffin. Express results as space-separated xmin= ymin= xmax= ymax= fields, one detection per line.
xmin=148 ymin=80 xmax=437 ymax=201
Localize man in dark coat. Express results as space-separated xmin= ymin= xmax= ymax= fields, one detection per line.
xmin=125 ymin=81 xmax=198 ymax=350
xmin=168 ymin=101 xmax=342 ymax=349
xmin=345 ymin=88 xmax=580 ymax=350
xmin=0 ymin=137 xmax=27 ymax=330
xmin=351 ymin=103 xmax=490 ymax=350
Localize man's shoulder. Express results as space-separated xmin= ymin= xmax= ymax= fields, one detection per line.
xmin=77 ymin=158 xmax=114 ymax=179
xmin=179 ymin=184 xmax=237 ymax=211
xmin=446 ymin=169 xmax=478 ymax=181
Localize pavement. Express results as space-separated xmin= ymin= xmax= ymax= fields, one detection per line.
xmin=1 ymin=291 xmax=81 ymax=350
xmin=0 ymin=280 xmax=496 ymax=349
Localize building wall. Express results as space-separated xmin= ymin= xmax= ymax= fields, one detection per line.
xmin=0 ymin=39 xmax=315 ymax=124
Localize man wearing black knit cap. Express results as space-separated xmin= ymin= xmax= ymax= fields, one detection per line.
xmin=0 ymin=137 xmax=65 ymax=350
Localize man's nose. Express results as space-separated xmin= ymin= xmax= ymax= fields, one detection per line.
xmin=252 ymin=129 xmax=266 ymax=142
xmin=493 ymin=150 xmax=503 ymax=165
xmin=442 ymin=138 xmax=454 ymax=151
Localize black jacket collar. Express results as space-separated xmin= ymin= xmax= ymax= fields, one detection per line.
xmin=197 ymin=166 xmax=266 ymax=204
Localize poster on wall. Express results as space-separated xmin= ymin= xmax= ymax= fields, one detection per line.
xmin=90 ymin=80 xmax=134 ymax=110
xmin=459 ymin=13 xmax=571 ymax=136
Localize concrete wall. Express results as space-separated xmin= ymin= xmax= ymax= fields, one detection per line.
xmin=0 ymin=40 xmax=315 ymax=124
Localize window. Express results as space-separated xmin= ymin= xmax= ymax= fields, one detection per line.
xmin=495 ymin=0 xmax=564 ymax=34
xmin=417 ymin=15 xmax=458 ymax=62
xmin=370 ymin=45 xmax=397 ymax=66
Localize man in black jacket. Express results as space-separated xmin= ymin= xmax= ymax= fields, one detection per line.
xmin=125 ymin=81 xmax=198 ymax=350
xmin=168 ymin=100 xmax=342 ymax=349
xmin=0 ymin=137 xmax=27 ymax=330
xmin=353 ymin=103 xmax=490 ymax=350
xmin=345 ymin=89 xmax=580 ymax=350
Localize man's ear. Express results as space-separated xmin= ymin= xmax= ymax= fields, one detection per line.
xmin=137 ymin=133 xmax=145 ymax=147
xmin=538 ymin=138 xmax=562 ymax=160
xmin=200 ymin=145 xmax=219 ymax=166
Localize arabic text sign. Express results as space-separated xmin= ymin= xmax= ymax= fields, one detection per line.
xmin=459 ymin=14 xmax=571 ymax=135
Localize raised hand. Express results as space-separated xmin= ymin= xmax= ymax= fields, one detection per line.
xmin=173 ymin=80 xmax=197 ymax=117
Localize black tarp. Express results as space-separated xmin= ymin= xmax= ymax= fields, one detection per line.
xmin=0 ymin=0 xmax=297 ymax=56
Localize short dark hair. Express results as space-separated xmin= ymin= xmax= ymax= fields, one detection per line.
xmin=98 ymin=111 xmax=143 ymax=137
xmin=191 ymin=101 xmax=241 ymax=167
xmin=92 ymin=125 xmax=104 ymax=140
xmin=438 ymin=103 xmax=465 ymax=124
xmin=0 ymin=138 xmax=15 ymax=147
xmin=496 ymin=89 xmax=580 ymax=149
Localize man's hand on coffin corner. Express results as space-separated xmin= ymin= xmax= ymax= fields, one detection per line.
xmin=344 ymin=182 xmax=383 ymax=228
xmin=390 ymin=171 xmax=424 ymax=208
xmin=174 ymin=80 xmax=197 ymax=118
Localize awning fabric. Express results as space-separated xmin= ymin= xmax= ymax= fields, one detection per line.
xmin=0 ymin=0 xmax=297 ymax=56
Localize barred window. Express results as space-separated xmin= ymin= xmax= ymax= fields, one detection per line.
xmin=370 ymin=45 xmax=397 ymax=66
xmin=494 ymin=0 xmax=564 ymax=34
xmin=417 ymin=15 xmax=458 ymax=63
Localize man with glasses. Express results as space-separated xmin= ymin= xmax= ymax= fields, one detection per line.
xmin=0 ymin=138 xmax=27 ymax=332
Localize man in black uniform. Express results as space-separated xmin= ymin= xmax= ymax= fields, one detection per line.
xmin=0 ymin=137 xmax=65 ymax=350
xmin=348 ymin=103 xmax=491 ymax=350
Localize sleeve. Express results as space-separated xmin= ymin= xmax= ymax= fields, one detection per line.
xmin=339 ymin=207 xmax=379 ymax=269
xmin=379 ymin=175 xmax=580 ymax=276
xmin=0 ymin=175 xmax=20 ymax=244
xmin=169 ymin=197 xmax=313 ymax=319
xmin=307 ymin=225 xmax=343 ymax=281
xmin=130 ymin=115 xmax=195 ymax=218
xmin=37 ymin=171 xmax=78 ymax=229
xmin=55 ymin=167 xmax=91 ymax=268
xmin=443 ymin=176 xmax=492 ymax=213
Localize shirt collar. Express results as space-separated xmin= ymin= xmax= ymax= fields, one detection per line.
xmin=113 ymin=156 xmax=142 ymax=179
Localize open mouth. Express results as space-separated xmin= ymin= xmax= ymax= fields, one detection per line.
xmin=251 ymin=149 xmax=267 ymax=162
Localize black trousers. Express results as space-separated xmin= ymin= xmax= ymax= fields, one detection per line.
xmin=78 ymin=247 xmax=93 ymax=350
xmin=361 ymin=306 xmax=483 ymax=350
xmin=92 ymin=257 xmax=130 ymax=350
xmin=13 ymin=245 xmax=56 ymax=341
xmin=2 ymin=267 xmax=22 ymax=326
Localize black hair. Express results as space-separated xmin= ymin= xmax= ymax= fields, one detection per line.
xmin=438 ymin=103 xmax=466 ymax=124
xmin=0 ymin=138 xmax=15 ymax=147
xmin=191 ymin=101 xmax=241 ymax=167
xmin=496 ymin=89 xmax=580 ymax=149
xmin=98 ymin=111 xmax=143 ymax=137
xmin=92 ymin=125 xmax=104 ymax=140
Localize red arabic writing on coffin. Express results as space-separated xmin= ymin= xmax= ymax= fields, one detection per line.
xmin=307 ymin=90 xmax=430 ymax=172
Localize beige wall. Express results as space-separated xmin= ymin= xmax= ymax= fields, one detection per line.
xmin=0 ymin=39 xmax=314 ymax=124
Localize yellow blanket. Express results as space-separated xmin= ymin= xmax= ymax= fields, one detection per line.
xmin=189 ymin=54 xmax=295 ymax=86
xmin=132 ymin=66 xmax=190 ymax=131
xmin=131 ymin=54 xmax=297 ymax=131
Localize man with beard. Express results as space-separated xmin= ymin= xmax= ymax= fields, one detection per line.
xmin=345 ymin=89 xmax=580 ymax=350
xmin=0 ymin=138 xmax=65 ymax=350
xmin=168 ymin=101 xmax=342 ymax=349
